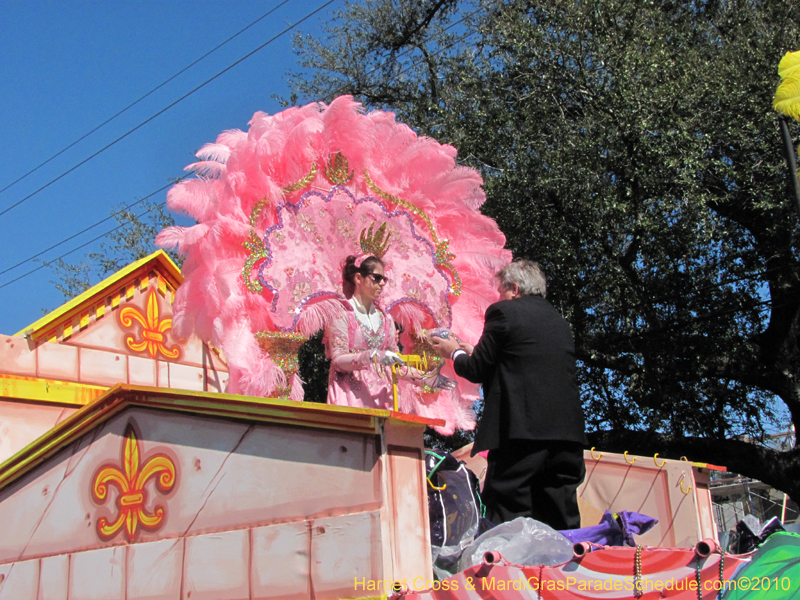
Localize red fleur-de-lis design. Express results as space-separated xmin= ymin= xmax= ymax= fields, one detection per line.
xmin=92 ymin=425 xmax=177 ymax=542
xmin=118 ymin=288 xmax=180 ymax=359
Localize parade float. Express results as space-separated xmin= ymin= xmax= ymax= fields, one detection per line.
xmin=0 ymin=97 xmax=794 ymax=599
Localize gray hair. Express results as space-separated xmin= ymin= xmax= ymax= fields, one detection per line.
xmin=496 ymin=260 xmax=547 ymax=298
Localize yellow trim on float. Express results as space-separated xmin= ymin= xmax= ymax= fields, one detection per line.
xmin=15 ymin=250 xmax=182 ymax=342
xmin=0 ymin=385 xmax=443 ymax=491
xmin=0 ymin=373 xmax=107 ymax=406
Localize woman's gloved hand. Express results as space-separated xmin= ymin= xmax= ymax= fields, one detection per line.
xmin=373 ymin=350 xmax=406 ymax=366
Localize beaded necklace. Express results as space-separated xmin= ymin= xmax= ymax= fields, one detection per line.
xmin=356 ymin=310 xmax=385 ymax=350
xmin=349 ymin=296 xmax=385 ymax=350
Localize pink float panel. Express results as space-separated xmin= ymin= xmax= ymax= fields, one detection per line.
xmin=310 ymin=512 xmax=383 ymax=600
xmin=69 ymin=545 xmax=126 ymax=600
xmin=0 ymin=388 xmax=436 ymax=598
xmin=65 ymin=308 xmax=128 ymax=355
xmin=156 ymin=361 xmax=170 ymax=388
xmin=183 ymin=530 xmax=250 ymax=600
xmin=78 ymin=348 xmax=127 ymax=387
xmin=0 ymin=432 xmax=96 ymax=564
xmin=166 ymin=363 xmax=205 ymax=392
xmin=450 ymin=444 xmax=718 ymax=548
xmin=127 ymin=356 xmax=157 ymax=387
xmin=0 ymin=409 xmax=379 ymax=561
xmin=0 ymin=400 xmax=76 ymax=464
xmin=250 ymin=521 xmax=312 ymax=600
xmin=0 ymin=557 xmax=39 ymax=600
xmin=579 ymin=451 xmax=716 ymax=547
xmin=0 ymin=404 xmax=431 ymax=562
xmin=126 ymin=538 xmax=184 ymax=600
xmin=0 ymin=335 xmax=36 ymax=378
xmin=36 ymin=344 xmax=79 ymax=382
xmin=38 ymin=554 xmax=69 ymax=600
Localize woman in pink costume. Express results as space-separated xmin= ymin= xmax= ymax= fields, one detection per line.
xmin=326 ymin=255 xmax=454 ymax=409
xmin=157 ymin=97 xmax=513 ymax=432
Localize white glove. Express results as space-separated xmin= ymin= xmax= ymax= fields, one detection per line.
xmin=375 ymin=350 xmax=405 ymax=367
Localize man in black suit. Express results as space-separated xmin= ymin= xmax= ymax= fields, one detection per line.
xmin=431 ymin=260 xmax=587 ymax=529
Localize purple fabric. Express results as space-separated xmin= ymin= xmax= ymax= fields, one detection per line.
xmin=558 ymin=511 xmax=658 ymax=546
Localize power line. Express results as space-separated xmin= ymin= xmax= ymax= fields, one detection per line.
xmin=0 ymin=0 xmax=337 ymax=220
xmin=0 ymin=0 xmax=293 ymax=199
xmin=0 ymin=178 xmax=186 ymax=279
xmin=0 ymin=200 xmax=168 ymax=292
xmin=0 ymin=3 xmax=474 ymax=284
xmin=2 ymin=0 xmax=794 ymax=329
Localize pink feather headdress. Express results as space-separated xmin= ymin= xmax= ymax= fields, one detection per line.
xmin=157 ymin=96 xmax=511 ymax=433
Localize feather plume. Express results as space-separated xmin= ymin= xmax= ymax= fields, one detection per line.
xmin=196 ymin=142 xmax=232 ymax=163
xmin=184 ymin=160 xmax=227 ymax=179
xmin=779 ymin=50 xmax=800 ymax=80
xmin=296 ymin=298 xmax=346 ymax=337
xmin=288 ymin=373 xmax=305 ymax=402
xmin=160 ymin=96 xmax=511 ymax=429
xmin=774 ymin=75 xmax=800 ymax=120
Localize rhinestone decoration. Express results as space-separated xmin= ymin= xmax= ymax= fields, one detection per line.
xmin=359 ymin=221 xmax=391 ymax=258
xmin=355 ymin=311 xmax=385 ymax=350
xmin=363 ymin=170 xmax=462 ymax=296
xmin=242 ymin=163 xmax=318 ymax=293
xmin=324 ymin=152 xmax=354 ymax=185
xmin=255 ymin=330 xmax=308 ymax=397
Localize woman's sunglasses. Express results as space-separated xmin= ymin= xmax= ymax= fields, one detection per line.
xmin=367 ymin=273 xmax=389 ymax=285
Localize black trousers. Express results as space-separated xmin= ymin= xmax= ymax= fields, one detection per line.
xmin=482 ymin=440 xmax=585 ymax=530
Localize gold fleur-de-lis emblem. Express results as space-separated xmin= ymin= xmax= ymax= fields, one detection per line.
xmin=92 ymin=424 xmax=177 ymax=542
xmin=119 ymin=288 xmax=180 ymax=359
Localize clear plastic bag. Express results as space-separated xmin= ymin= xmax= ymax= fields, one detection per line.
xmin=458 ymin=517 xmax=574 ymax=571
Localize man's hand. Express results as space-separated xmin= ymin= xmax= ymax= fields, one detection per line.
xmin=430 ymin=335 xmax=460 ymax=359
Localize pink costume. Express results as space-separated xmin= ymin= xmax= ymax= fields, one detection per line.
xmin=324 ymin=299 xmax=399 ymax=409
xmin=156 ymin=96 xmax=513 ymax=434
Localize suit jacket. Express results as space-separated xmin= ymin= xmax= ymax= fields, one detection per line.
xmin=455 ymin=295 xmax=588 ymax=454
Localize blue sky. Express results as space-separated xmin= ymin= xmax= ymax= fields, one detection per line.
xmin=0 ymin=0 xmax=335 ymax=335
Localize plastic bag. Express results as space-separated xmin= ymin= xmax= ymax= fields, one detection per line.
xmin=426 ymin=451 xmax=485 ymax=579
xmin=458 ymin=517 xmax=574 ymax=571
xmin=734 ymin=515 xmax=786 ymax=553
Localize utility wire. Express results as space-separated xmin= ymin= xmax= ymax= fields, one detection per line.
xmin=0 ymin=200 xmax=168 ymax=292
xmin=1 ymin=0 xmax=795 ymax=331
xmin=0 ymin=0 xmax=293 ymax=199
xmin=0 ymin=4 xmax=472 ymax=283
xmin=0 ymin=177 xmax=186 ymax=279
xmin=0 ymin=0 xmax=337 ymax=220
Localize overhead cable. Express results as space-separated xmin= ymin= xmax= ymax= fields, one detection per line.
xmin=0 ymin=0 xmax=293 ymax=198
xmin=0 ymin=0 xmax=337 ymax=220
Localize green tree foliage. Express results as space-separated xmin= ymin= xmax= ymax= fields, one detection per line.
xmin=291 ymin=0 xmax=800 ymax=496
xmin=48 ymin=200 xmax=182 ymax=299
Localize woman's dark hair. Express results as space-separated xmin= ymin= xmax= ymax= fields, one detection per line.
xmin=342 ymin=255 xmax=384 ymax=298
